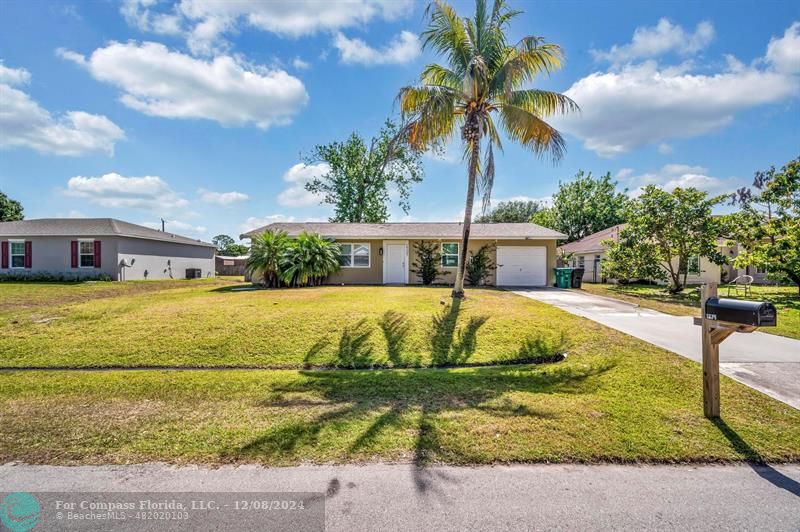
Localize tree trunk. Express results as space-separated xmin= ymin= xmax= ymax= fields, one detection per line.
xmin=452 ymin=136 xmax=480 ymax=299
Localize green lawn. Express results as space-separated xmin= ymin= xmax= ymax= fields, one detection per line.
xmin=581 ymin=283 xmax=800 ymax=340
xmin=3 ymin=282 xmax=624 ymax=368
xmin=1 ymin=280 xmax=798 ymax=466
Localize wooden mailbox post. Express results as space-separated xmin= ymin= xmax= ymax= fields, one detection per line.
xmin=695 ymin=282 xmax=776 ymax=418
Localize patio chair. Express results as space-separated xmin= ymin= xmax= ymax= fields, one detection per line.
xmin=727 ymin=275 xmax=753 ymax=298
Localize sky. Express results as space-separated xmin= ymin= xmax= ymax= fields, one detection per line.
xmin=0 ymin=0 xmax=798 ymax=243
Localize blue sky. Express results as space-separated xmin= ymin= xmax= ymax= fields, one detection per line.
xmin=1 ymin=0 xmax=798 ymax=242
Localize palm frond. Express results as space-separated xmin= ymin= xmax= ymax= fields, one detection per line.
xmin=422 ymin=0 xmax=473 ymax=75
xmin=499 ymin=102 xmax=567 ymax=162
xmin=421 ymin=64 xmax=463 ymax=89
xmin=504 ymin=89 xmax=579 ymax=117
xmin=491 ymin=38 xmax=565 ymax=96
xmin=398 ymin=85 xmax=460 ymax=151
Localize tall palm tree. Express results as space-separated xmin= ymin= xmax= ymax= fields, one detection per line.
xmin=398 ymin=0 xmax=578 ymax=297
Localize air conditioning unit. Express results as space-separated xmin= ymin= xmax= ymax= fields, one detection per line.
xmin=185 ymin=268 xmax=202 ymax=279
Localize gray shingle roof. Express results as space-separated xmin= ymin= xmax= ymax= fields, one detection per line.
xmin=241 ymin=222 xmax=565 ymax=240
xmin=0 ymin=218 xmax=216 ymax=248
xmin=558 ymin=224 xmax=626 ymax=254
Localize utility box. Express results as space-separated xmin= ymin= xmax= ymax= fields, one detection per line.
xmin=704 ymin=297 xmax=777 ymax=327
xmin=185 ymin=268 xmax=202 ymax=279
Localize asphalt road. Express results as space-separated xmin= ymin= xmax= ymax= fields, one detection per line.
xmin=514 ymin=288 xmax=800 ymax=409
xmin=2 ymin=463 xmax=799 ymax=531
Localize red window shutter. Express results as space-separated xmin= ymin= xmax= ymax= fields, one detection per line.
xmin=24 ymin=241 xmax=32 ymax=269
xmin=71 ymin=241 xmax=78 ymax=268
xmin=94 ymin=240 xmax=101 ymax=268
xmin=1 ymin=241 xmax=8 ymax=269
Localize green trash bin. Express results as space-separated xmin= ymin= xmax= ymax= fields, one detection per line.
xmin=555 ymin=267 xmax=573 ymax=288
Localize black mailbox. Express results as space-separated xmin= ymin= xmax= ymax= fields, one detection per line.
xmin=704 ymin=297 xmax=777 ymax=327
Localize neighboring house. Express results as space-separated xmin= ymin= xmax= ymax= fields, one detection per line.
xmin=216 ymin=255 xmax=248 ymax=276
xmin=558 ymin=223 xmax=722 ymax=285
xmin=0 ymin=218 xmax=216 ymax=281
xmin=240 ymin=222 xmax=566 ymax=287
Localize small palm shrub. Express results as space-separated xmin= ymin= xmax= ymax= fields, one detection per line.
xmin=280 ymin=232 xmax=341 ymax=287
xmin=247 ymin=229 xmax=289 ymax=287
xmin=465 ymin=244 xmax=496 ymax=286
xmin=411 ymin=240 xmax=450 ymax=285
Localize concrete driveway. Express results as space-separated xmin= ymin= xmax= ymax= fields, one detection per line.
xmin=514 ymin=288 xmax=800 ymax=409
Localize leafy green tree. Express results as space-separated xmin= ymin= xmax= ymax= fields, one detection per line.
xmin=212 ymin=234 xmax=249 ymax=256
xmin=602 ymin=186 xmax=727 ymax=293
xmin=398 ymin=0 xmax=578 ymax=298
xmin=0 ymin=191 xmax=24 ymax=221
xmin=538 ymin=171 xmax=628 ymax=242
xmin=474 ymin=200 xmax=542 ymax=223
xmin=305 ymin=120 xmax=423 ymax=223
xmin=411 ymin=241 xmax=450 ymax=285
xmin=729 ymin=156 xmax=800 ymax=293
xmin=246 ymin=230 xmax=290 ymax=287
xmin=465 ymin=243 xmax=496 ymax=285
xmin=280 ymin=232 xmax=341 ymax=287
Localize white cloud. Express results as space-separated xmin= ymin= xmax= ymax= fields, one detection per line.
xmin=121 ymin=0 xmax=413 ymax=56
xmin=277 ymin=162 xmax=330 ymax=207
xmin=766 ymin=21 xmax=800 ymax=74
xmin=621 ymin=164 xmax=742 ymax=197
xmin=59 ymin=41 xmax=308 ymax=129
xmin=65 ymin=172 xmax=189 ymax=212
xmin=143 ymin=219 xmax=207 ymax=235
xmin=554 ymin=21 xmax=800 ymax=157
xmin=0 ymin=62 xmax=124 ymax=156
xmin=121 ymin=0 xmax=183 ymax=36
xmin=197 ymin=188 xmax=249 ymax=205
xmin=333 ymin=30 xmax=420 ymax=65
xmin=591 ymin=18 xmax=714 ymax=64
xmin=292 ymin=57 xmax=311 ymax=70
xmin=657 ymin=143 xmax=673 ymax=154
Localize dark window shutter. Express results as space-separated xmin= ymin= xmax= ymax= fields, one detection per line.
xmin=94 ymin=240 xmax=101 ymax=268
xmin=1 ymin=241 xmax=7 ymax=269
xmin=71 ymin=240 xmax=78 ymax=268
xmin=24 ymin=241 xmax=32 ymax=269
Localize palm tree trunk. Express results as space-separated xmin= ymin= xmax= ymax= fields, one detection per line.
xmin=452 ymin=137 xmax=480 ymax=298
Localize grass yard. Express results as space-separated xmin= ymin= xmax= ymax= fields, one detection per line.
xmin=1 ymin=280 xmax=798 ymax=466
xmin=580 ymin=283 xmax=800 ymax=340
xmin=4 ymin=282 xmax=626 ymax=369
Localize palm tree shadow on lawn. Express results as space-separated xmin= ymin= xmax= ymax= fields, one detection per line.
xmin=232 ymin=360 xmax=616 ymax=493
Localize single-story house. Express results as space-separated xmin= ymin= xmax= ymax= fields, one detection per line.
xmin=0 ymin=218 xmax=216 ymax=281
xmin=215 ymin=254 xmax=249 ymax=276
xmin=559 ymin=223 xmax=767 ymax=285
xmin=241 ymin=222 xmax=566 ymax=286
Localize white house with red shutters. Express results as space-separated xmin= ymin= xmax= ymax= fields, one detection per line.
xmin=0 ymin=218 xmax=215 ymax=281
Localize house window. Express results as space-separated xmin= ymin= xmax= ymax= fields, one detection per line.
xmin=578 ymin=256 xmax=585 ymax=269
xmin=79 ymin=240 xmax=95 ymax=268
xmin=9 ymin=240 xmax=25 ymax=269
xmin=680 ymin=255 xmax=701 ymax=275
xmin=339 ymin=243 xmax=370 ymax=268
xmin=441 ymin=243 xmax=459 ymax=267
xmin=755 ymin=266 xmax=768 ymax=274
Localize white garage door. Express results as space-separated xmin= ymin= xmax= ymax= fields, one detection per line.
xmin=496 ymin=246 xmax=547 ymax=286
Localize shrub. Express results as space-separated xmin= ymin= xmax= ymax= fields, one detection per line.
xmin=280 ymin=232 xmax=341 ymax=287
xmin=411 ymin=240 xmax=450 ymax=285
xmin=0 ymin=271 xmax=113 ymax=282
xmin=247 ymin=229 xmax=289 ymax=287
xmin=465 ymin=244 xmax=496 ymax=286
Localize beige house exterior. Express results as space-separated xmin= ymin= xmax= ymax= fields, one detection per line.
xmin=558 ymin=224 xmax=767 ymax=285
xmin=242 ymin=222 xmax=565 ymax=287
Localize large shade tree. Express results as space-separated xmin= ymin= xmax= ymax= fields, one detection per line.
xmin=398 ymin=0 xmax=578 ymax=297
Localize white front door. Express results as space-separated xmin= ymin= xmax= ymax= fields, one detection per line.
xmin=496 ymin=246 xmax=547 ymax=286
xmin=385 ymin=243 xmax=407 ymax=284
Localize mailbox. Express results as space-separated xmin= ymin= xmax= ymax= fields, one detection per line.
xmin=704 ymin=297 xmax=777 ymax=327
